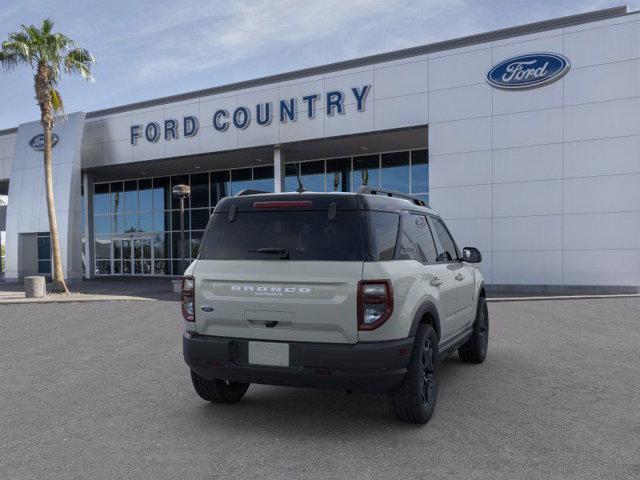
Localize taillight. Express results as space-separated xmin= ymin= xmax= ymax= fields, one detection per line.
xmin=182 ymin=275 xmax=195 ymax=321
xmin=357 ymin=280 xmax=393 ymax=331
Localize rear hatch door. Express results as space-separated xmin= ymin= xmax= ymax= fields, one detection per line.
xmin=193 ymin=195 xmax=363 ymax=344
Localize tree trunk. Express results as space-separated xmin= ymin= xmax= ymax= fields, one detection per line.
xmin=35 ymin=65 xmax=69 ymax=294
xmin=43 ymin=123 xmax=69 ymax=294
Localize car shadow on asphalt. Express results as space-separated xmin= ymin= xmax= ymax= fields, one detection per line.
xmin=181 ymin=355 xmax=473 ymax=434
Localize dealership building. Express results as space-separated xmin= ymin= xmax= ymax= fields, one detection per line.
xmin=0 ymin=5 xmax=639 ymax=292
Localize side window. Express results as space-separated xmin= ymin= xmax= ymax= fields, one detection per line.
xmin=412 ymin=214 xmax=438 ymax=264
xmin=428 ymin=217 xmax=459 ymax=263
xmin=365 ymin=211 xmax=400 ymax=261
xmin=396 ymin=213 xmax=416 ymax=260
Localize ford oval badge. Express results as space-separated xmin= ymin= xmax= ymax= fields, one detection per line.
xmin=200 ymin=305 xmax=215 ymax=312
xmin=487 ymin=53 xmax=570 ymax=90
xmin=29 ymin=133 xmax=59 ymax=151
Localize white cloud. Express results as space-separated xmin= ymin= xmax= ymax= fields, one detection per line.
xmin=121 ymin=0 xmax=469 ymax=81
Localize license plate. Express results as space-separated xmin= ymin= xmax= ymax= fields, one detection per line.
xmin=248 ymin=341 xmax=289 ymax=367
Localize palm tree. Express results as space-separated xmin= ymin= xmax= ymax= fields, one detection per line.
xmin=0 ymin=18 xmax=93 ymax=293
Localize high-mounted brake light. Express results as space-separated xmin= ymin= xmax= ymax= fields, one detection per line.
xmin=181 ymin=275 xmax=195 ymax=321
xmin=357 ymin=280 xmax=393 ymax=331
xmin=253 ymin=201 xmax=313 ymax=209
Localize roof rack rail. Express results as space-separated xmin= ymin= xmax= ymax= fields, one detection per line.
xmin=235 ymin=189 xmax=269 ymax=197
xmin=357 ymin=186 xmax=428 ymax=207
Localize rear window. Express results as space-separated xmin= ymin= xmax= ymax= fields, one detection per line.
xmin=200 ymin=211 xmax=364 ymax=261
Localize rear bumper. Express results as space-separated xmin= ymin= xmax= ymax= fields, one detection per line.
xmin=183 ymin=332 xmax=414 ymax=394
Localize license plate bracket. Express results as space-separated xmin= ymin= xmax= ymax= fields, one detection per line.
xmin=248 ymin=341 xmax=290 ymax=367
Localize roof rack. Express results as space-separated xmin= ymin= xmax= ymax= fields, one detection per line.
xmin=235 ymin=189 xmax=269 ymax=197
xmin=357 ymin=186 xmax=428 ymax=208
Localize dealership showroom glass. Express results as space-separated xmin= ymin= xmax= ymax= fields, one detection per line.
xmin=0 ymin=5 xmax=638 ymax=293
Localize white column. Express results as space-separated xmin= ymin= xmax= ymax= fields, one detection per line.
xmin=82 ymin=172 xmax=94 ymax=279
xmin=273 ymin=146 xmax=285 ymax=193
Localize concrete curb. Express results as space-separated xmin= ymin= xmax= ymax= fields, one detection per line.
xmin=0 ymin=295 xmax=156 ymax=305
xmin=2 ymin=293 xmax=638 ymax=306
xmin=487 ymin=294 xmax=640 ymax=303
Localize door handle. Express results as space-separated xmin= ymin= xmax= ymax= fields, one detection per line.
xmin=430 ymin=277 xmax=443 ymax=287
xmin=455 ymin=273 xmax=465 ymax=281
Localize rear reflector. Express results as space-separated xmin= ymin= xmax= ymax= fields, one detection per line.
xmin=253 ymin=200 xmax=313 ymax=209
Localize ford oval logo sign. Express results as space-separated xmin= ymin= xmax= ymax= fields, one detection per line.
xmin=487 ymin=53 xmax=570 ymax=90
xmin=29 ymin=133 xmax=59 ymax=151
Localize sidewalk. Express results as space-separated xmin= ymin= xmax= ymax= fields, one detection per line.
xmin=0 ymin=277 xmax=179 ymax=304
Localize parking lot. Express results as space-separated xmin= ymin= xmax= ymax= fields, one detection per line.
xmin=1 ymin=297 xmax=638 ymax=479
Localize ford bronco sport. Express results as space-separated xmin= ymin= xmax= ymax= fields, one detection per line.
xmin=182 ymin=187 xmax=488 ymax=424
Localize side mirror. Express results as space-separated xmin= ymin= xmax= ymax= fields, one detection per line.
xmin=462 ymin=247 xmax=482 ymax=263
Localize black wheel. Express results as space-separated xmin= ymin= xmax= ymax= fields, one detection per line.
xmin=190 ymin=370 xmax=250 ymax=403
xmin=387 ymin=324 xmax=438 ymax=424
xmin=458 ymin=296 xmax=489 ymax=364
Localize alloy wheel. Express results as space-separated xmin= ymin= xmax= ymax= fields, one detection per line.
xmin=421 ymin=339 xmax=435 ymax=406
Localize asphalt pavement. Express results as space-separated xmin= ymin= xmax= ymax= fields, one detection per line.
xmin=1 ymin=297 xmax=638 ymax=479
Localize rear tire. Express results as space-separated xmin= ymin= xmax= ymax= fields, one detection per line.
xmin=190 ymin=370 xmax=250 ymax=403
xmin=458 ymin=296 xmax=489 ymax=364
xmin=387 ymin=324 xmax=438 ymax=424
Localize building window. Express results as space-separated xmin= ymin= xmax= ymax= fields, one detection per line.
xmin=326 ymin=158 xmax=351 ymax=192
xmin=37 ymin=232 xmax=51 ymax=275
xmin=253 ymin=165 xmax=274 ymax=192
xmin=285 ymin=161 xmax=324 ymax=192
xmin=138 ymin=179 xmax=153 ymax=213
xmin=210 ymin=171 xmax=230 ymax=207
xmin=230 ymin=168 xmax=252 ymax=195
xmin=153 ymin=177 xmax=171 ymax=211
xmin=91 ymin=148 xmax=428 ymax=276
xmin=353 ymin=154 xmax=381 ymax=191
xmin=111 ymin=182 xmax=124 ymax=215
xmin=381 ymin=151 xmax=410 ymax=193
xmin=94 ymin=183 xmax=110 ymax=215
xmin=410 ymin=149 xmax=429 ymax=203
xmin=284 ymin=163 xmax=300 ymax=192
xmin=190 ymin=173 xmax=209 ymax=208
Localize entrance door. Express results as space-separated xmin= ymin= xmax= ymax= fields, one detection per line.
xmin=113 ymin=235 xmax=154 ymax=275
xmin=133 ymin=237 xmax=153 ymax=275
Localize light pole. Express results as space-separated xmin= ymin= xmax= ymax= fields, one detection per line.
xmin=172 ymin=184 xmax=191 ymax=275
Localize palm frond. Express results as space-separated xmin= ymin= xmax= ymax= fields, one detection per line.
xmin=2 ymin=17 xmax=95 ymax=114
xmin=41 ymin=17 xmax=54 ymax=35
xmin=50 ymin=87 xmax=64 ymax=113
xmin=23 ymin=24 xmax=43 ymax=46
xmin=2 ymin=32 xmax=33 ymax=61
xmin=52 ymin=32 xmax=72 ymax=50
xmin=0 ymin=51 xmax=14 ymax=68
xmin=7 ymin=31 xmax=32 ymax=49
xmin=64 ymin=47 xmax=94 ymax=81
xmin=0 ymin=50 xmax=19 ymax=71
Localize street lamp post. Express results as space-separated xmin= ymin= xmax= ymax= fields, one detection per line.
xmin=172 ymin=184 xmax=191 ymax=275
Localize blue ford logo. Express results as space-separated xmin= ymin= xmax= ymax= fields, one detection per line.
xmin=29 ymin=133 xmax=59 ymax=151
xmin=487 ymin=53 xmax=570 ymax=90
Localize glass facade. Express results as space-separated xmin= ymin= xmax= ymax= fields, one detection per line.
xmin=92 ymin=149 xmax=427 ymax=275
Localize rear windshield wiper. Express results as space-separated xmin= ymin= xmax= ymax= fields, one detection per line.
xmin=248 ymin=247 xmax=290 ymax=259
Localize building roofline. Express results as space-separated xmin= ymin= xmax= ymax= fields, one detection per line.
xmin=0 ymin=4 xmax=631 ymax=136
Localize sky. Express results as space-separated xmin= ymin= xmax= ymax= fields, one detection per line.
xmin=0 ymin=0 xmax=638 ymax=130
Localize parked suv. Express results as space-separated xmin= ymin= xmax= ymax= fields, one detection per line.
xmin=182 ymin=187 xmax=488 ymax=424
